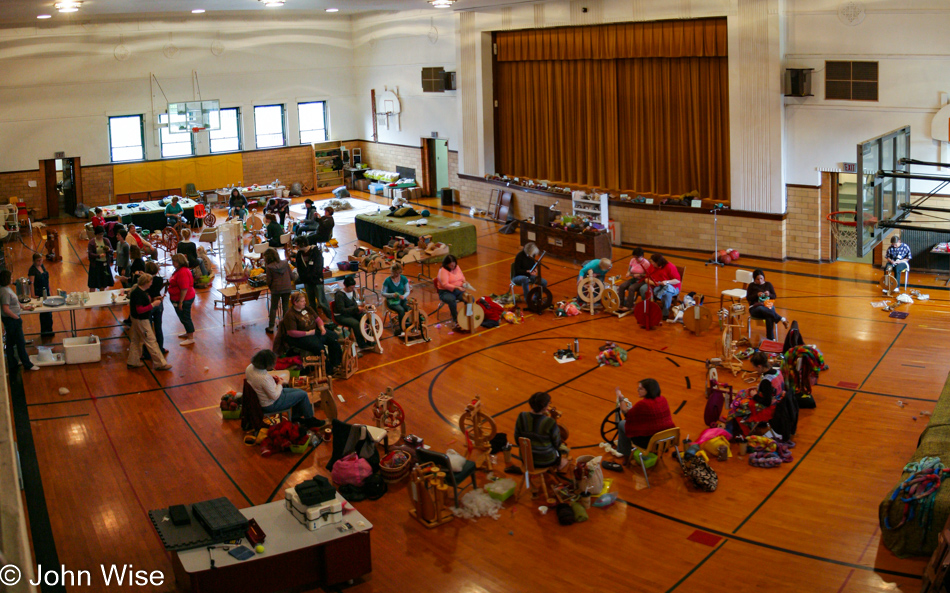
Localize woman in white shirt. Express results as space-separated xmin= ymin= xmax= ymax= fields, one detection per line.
xmin=245 ymin=349 xmax=324 ymax=429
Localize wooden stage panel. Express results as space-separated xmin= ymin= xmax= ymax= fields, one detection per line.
xmin=10 ymin=193 xmax=941 ymax=593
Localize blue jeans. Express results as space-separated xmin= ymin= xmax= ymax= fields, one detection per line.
xmin=438 ymin=288 xmax=464 ymax=321
xmin=174 ymin=298 xmax=195 ymax=334
xmin=2 ymin=316 xmax=34 ymax=371
xmin=512 ymin=275 xmax=547 ymax=299
xmin=261 ymin=387 xmax=314 ymax=421
xmin=640 ymin=283 xmax=680 ymax=316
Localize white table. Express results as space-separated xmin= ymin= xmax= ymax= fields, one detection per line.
xmin=172 ymin=495 xmax=372 ymax=593
xmin=20 ymin=289 xmax=129 ymax=337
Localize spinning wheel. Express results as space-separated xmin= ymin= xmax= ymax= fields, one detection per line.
xmin=881 ymin=272 xmax=899 ymax=296
xmin=633 ymin=299 xmax=663 ymax=330
xmin=455 ymin=294 xmax=484 ymax=332
xmin=600 ymin=407 xmax=622 ymax=444
xmin=203 ymin=212 xmax=216 ymax=227
xmin=373 ymin=388 xmax=406 ymax=438
xmin=162 ymin=227 xmax=179 ymax=252
xmin=458 ymin=396 xmax=497 ymax=470
xmin=683 ymin=305 xmax=714 ymax=335
xmin=718 ymin=322 xmax=744 ymax=376
xmin=359 ymin=306 xmax=384 ymax=354
xmin=526 ymin=286 xmax=553 ymax=313
xmin=601 ymin=288 xmax=620 ymax=313
xmin=399 ymin=298 xmax=430 ymax=345
xmin=577 ymin=274 xmax=605 ymax=303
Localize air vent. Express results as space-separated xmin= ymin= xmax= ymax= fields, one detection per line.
xmin=422 ymin=67 xmax=445 ymax=93
xmin=826 ymin=60 xmax=878 ymax=101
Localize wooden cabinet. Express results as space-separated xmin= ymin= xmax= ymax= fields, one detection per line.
xmin=519 ymin=221 xmax=611 ymax=264
xmin=313 ymin=141 xmax=344 ymax=193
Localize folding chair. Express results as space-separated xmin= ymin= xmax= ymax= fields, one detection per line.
xmin=631 ymin=428 xmax=682 ymax=489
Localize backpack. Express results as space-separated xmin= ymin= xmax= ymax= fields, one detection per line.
xmin=477 ymin=296 xmax=504 ymax=321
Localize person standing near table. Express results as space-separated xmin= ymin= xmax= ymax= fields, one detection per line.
xmin=294 ymin=236 xmax=328 ymax=313
xmin=0 ymin=270 xmax=38 ymax=372
xmin=115 ymin=225 xmax=130 ymax=285
xmin=87 ymin=226 xmax=114 ymax=291
xmin=263 ymin=248 xmax=293 ymax=334
xmin=28 ymin=253 xmax=55 ymax=338
xmin=126 ymin=273 xmax=172 ymax=371
xmin=265 ymin=196 xmax=290 ymax=227
xmin=168 ymin=254 xmax=196 ymax=346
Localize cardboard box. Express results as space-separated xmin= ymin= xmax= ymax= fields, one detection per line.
xmin=406 ymin=187 xmax=423 ymax=200
xmin=356 ymin=178 xmax=370 ymax=191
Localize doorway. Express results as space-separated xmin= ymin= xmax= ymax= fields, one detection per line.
xmin=42 ymin=157 xmax=82 ymax=219
xmin=831 ymin=172 xmax=872 ymax=263
xmin=421 ymin=137 xmax=449 ymax=199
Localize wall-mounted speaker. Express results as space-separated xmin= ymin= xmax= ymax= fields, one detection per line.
xmin=784 ymin=68 xmax=814 ymax=97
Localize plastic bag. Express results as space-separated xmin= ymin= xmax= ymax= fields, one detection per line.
xmin=331 ymin=452 xmax=373 ymax=486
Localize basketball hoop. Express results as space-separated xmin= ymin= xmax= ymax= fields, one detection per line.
xmin=191 ymin=126 xmax=203 ymax=134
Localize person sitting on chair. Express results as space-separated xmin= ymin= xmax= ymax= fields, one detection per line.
xmin=314 ymin=207 xmax=335 ymax=243
xmin=273 ymin=291 xmax=342 ymax=376
xmin=614 ymin=379 xmax=674 ymax=460
xmin=293 ymin=199 xmax=319 ymax=235
xmin=638 ymin=254 xmax=681 ymax=319
xmin=514 ymin=391 xmax=569 ymax=470
xmin=382 ymin=263 xmax=411 ymax=337
xmin=617 ymin=247 xmax=653 ymax=311
xmin=746 ymin=269 xmax=788 ymax=341
xmin=246 ymin=349 xmax=325 ymax=429
xmin=165 ymin=196 xmax=187 ymax=228
xmin=176 ymin=228 xmax=210 ymax=278
xmin=436 ymin=254 xmax=468 ymax=327
xmin=511 ymin=242 xmax=547 ymax=301
xmin=884 ymin=235 xmax=911 ymax=291
xmin=228 ymin=188 xmax=248 ymax=221
xmin=126 ymin=225 xmax=157 ymax=259
xmin=721 ymin=352 xmax=781 ymax=437
xmin=264 ymin=213 xmax=284 ymax=248
xmin=265 ymin=196 xmax=290 ymax=227
xmin=578 ymin=258 xmax=612 ymax=283
xmin=91 ymin=208 xmax=105 ymax=228
xmin=333 ymin=277 xmax=374 ymax=350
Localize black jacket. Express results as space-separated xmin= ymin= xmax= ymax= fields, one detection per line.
xmin=295 ymin=247 xmax=324 ymax=285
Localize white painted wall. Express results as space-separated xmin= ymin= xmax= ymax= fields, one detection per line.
xmin=350 ymin=11 xmax=459 ymax=151
xmin=783 ymin=0 xmax=950 ymax=194
xmin=0 ymin=15 xmax=360 ymax=171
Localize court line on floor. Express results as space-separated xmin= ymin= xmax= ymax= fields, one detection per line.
xmin=665 ymin=540 xmax=727 ymax=593
xmin=29 ymin=413 xmax=89 ymax=422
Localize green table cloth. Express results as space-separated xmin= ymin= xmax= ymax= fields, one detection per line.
xmin=355 ymin=213 xmax=477 ymax=259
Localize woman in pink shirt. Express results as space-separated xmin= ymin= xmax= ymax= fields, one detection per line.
xmin=618 ymin=247 xmax=653 ymax=310
xmin=167 ymin=254 xmax=196 ymax=346
xmin=436 ymin=255 xmax=468 ymax=326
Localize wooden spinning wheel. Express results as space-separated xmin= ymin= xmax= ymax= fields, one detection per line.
xmin=373 ymin=388 xmax=406 ymax=438
xmin=601 ymin=288 xmax=620 ymax=313
xmin=577 ymin=273 xmax=604 ymax=303
xmin=683 ymin=305 xmax=714 ymax=335
xmin=203 ymin=212 xmax=216 ymax=227
xmin=359 ymin=306 xmax=384 ymax=354
xmin=455 ymin=293 xmax=484 ymax=332
xmin=526 ymin=285 xmax=553 ymax=313
xmin=881 ymin=271 xmax=899 ymax=296
xmin=458 ymin=395 xmax=497 ymax=470
xmin=162 ymin=227 xmax=180 ymax=252
xmin=399 ymin=298 xmax=429 ymax=345
xmin=718 ymin=322 xmax=744 ymax=376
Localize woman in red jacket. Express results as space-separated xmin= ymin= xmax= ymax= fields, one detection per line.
xmin=615 ymin=378 xmax=675 ymax=459
xmin=167 ymin=254 xmax=196 ymax=346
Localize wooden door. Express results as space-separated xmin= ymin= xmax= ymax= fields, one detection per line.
xmin=420 ymin=138 xmax=432 ymax=197
xmin=72 ymin=157 xmax=83 ymax=213
xmin=42 ymin=159 xmax=58 ymax=218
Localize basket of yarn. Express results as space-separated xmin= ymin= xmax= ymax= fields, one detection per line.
xmin=379 ymin=449 xmax=412 ymax=483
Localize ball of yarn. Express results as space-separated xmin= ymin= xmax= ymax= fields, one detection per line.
xmin=421 ymin=209 xmax=431 ymax=217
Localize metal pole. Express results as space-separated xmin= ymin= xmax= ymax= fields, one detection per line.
xmin=705 ymin=209 xmax=724 ymax=267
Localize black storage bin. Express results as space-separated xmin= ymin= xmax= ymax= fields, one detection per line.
xmin=440 ymin=188 xmax=457 ymax=206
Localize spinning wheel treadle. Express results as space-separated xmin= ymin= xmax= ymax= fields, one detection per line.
xmin=601 ymin=288 xmax=620 ymax=313
xmin=577 ymin=275 xmax=605 ymax=303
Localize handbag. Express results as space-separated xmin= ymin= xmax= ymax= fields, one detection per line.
xmin=331 ymin=453 xmax=373 ymax=487
xmin=683 ymin=457 xmax=718 ymax=492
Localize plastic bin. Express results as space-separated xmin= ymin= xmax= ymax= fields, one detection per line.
xmin=63 ymin=335 xmax=101 ymax=364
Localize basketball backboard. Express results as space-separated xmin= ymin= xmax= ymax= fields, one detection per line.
xmin=167 ymin=100 xmax=221 ymax=133
xmin=855 ymin=126 xmax=911 ymax=256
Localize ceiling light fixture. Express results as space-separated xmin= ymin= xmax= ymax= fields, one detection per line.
xmin=55 ymin=1 xmax=82 ymax=12
xmin=428 ymin=0 xmax=455 ymax=8
xmin=192 ymin=8 xmax=206 ymax=13
xmin=325 ymin=7 xmax=339 ymax=12
xmin=261 ymin=0 xmax=285 ymax=6
xmin=37 ymin=14 xmax=52 ymax=19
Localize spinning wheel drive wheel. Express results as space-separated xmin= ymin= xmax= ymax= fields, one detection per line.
xmin=577 ymin=276 xmax=605 ymax=303
xmin=456 ymin=303 xmax=484 ymax=332
xmin=360 ymin=312 xmax=383 ymax=342
xmin=633 ymin=299 xmax=663 ymax=330
xmin=375 ymin=400 xmax=407 ymax=437
xmin=881 ymin=273 xmax=898 ymax=296
xmin=721 ymin=325 xmax=735 ymax=358
xmin=203 ymin=212 xmax=216 ymax=227
xmin=601 ymin=288 xmax=620 ymax=313
xmin=600 ymin=408 xmax=622 ymax=443
xmin=162 ymin=227 xmax=179 ymax=251
xmin=400 ymin=312 xmax=426 ymax=334
xmin=458 ymin=409 xmax=497 ymax=444
xmin=526 ymin=286 xmax=553 ymax=313
xmin=683 ymin=305 xmax=714 ymax=335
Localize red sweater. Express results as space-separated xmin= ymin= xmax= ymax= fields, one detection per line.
xmin=624 ymin=396 xmax=675 ymax=438
xmin=168 ymin=267 xmax=195 ymax=302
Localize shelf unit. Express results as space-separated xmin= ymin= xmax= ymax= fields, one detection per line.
xmin=312 ymin=141 xmax=345 ymax=194
xmin=572 ymin=191 xmax=609 ymax=225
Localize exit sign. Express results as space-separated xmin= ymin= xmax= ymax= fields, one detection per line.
xmin=54 ymin=151 xmax=65 ymax=159
xmin=842 ymin=162 xmax=857 ymax=173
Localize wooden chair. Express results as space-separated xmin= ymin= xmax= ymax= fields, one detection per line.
xmin=514 ymin=437 xmax=557 ymax=503
xmin=302 ymin=353 xmax=337 ymax=420
xmin=631 ymin=427 xmax=682 ymax=489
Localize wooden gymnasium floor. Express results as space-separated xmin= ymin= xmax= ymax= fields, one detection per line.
xmin=10 ymin=191 xmax=943 ymax=593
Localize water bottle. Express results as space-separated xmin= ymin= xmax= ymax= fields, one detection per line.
xmin=574 ymin=338 xmax=579 ymax=354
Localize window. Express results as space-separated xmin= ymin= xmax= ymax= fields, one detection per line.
xmin=422 ymin=67 xmax=445 ymax=93
xmin=108 ymin=115 xmax=145 ymax=162
xmin=298 ymin=101 xmax=328 ymax=144
xmin=826 ymin=61 xmax=878 ymax=101
xmin=158 ymin=113 xmax=195 ymax=158
xmin=254 ymin=104 xmax=285 ymax=148
xmin=210 ymin=108 xmax=242 ymax=153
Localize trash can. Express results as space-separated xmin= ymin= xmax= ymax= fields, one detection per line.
xmin=440 ymin=188 xmax=456 ymax=206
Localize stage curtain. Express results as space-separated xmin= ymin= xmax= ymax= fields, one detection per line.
xmin=494 ymin=18 xmax=729 ymax=202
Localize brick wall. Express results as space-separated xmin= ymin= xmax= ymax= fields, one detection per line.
xmin=81 ymin=165 xmax=115 ymax=209
xmin=352 ymin=140 xmax=425 ymax=183
xmin=786 ymin=185 xmax=821 ymax=261
xmin=0 ymin=169 xmax=46 ymax=220
xmin=241 ymin=145 xmax=315 ymax=191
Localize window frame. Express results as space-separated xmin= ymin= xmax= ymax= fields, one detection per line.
xmin=298 ymin=101 xmax=329 ymax=145
xmin=158 ymin=113 xmax=196 ymax=159
xmin=254 ymin=104 xmax=287 ymax=149
xmin=108 ymin=115 xmax=146 ymax=163
xmin=210 ymin=107 xmax=243 ymax=154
